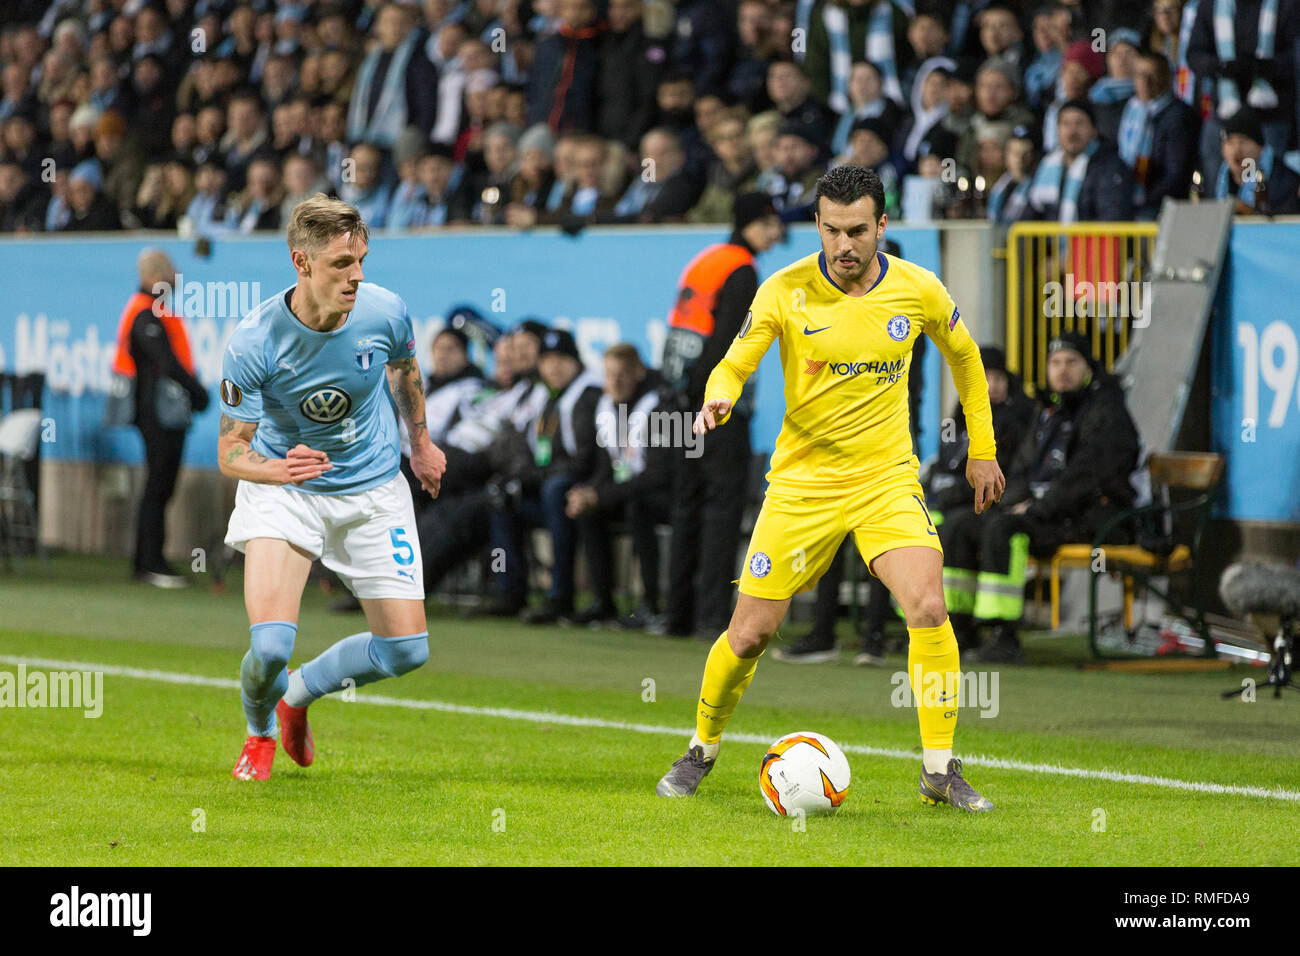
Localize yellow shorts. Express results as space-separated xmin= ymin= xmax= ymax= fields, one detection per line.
xmin=738 ymin=460 xmax=942 ymax=600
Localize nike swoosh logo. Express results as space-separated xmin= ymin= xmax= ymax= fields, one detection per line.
xmin=700 ymin=698 xmax=723 ymax=709
xmin=803 ymin=325 xmax=832 ymax=335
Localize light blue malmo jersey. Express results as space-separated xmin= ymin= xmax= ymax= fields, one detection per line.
xmin=219 ymin=282 xmax=416 ymax=494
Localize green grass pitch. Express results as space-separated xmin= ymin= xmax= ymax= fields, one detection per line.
xmin=1 ymin=555 xmax=1296 ymax=866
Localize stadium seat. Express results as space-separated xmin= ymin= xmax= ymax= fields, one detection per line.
xmin=1027 ymin=452 xmax=1223 ymax=656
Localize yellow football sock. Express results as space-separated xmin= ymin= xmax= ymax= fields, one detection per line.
xmin=695 ymin=631 xmax=761 ymax=745
xmin=908 ymin=618 xmax=960 ymax=755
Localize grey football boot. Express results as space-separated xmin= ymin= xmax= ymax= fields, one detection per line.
xmin=919 ymin=757 xmax=995 ymax=811
xmin=655 ymin=745 xmax=716 ymax=797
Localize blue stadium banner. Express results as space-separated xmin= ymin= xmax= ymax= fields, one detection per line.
xmin=1211 ymin=221 xmax=1300 ymax=522
xmin=0 ymin=225 xmax=943 ymax=472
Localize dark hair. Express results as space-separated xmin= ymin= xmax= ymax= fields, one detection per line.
xmin=813 ymin=164 xmax=887 ymax=221
xmin=434 ymin=326 xmax=470 ymax=352
xmin=1137 ymin=48 xmax=1172 ymax=87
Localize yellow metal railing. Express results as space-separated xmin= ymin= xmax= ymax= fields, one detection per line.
xmin=1004 ymin=222 xmax=1158 ymax=390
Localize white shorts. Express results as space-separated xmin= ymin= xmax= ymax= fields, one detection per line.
xmin=225 ymin=473 xmax=425 ymax=601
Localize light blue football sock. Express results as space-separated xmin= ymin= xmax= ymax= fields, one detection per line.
xmin=298 ymin=631 xmax=429 ymax=700
xmin=240 ymin=620 xmax=297 ymax=737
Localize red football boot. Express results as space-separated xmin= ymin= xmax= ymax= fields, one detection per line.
xmin=231 ymin=735 xmax=276 ymax=780
xmin=276 ymin=683 xmax=314 ymax=767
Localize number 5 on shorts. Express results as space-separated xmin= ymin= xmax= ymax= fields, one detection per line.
xmin=390 ymin=528 xmax=415 ymax=565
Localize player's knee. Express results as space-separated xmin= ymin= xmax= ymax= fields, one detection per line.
xmin=249 ymin=621 xmax=296 ymax=675
xmin=372 ymin=632 xmax=429 ymax=677
xmin=907 ymin=593 xmax=949 ymax=629
xmin=727 ymin=623 xmax=774 ymax=657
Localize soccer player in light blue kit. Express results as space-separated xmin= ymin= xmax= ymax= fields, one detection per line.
xmin=219 ymin=195 xmax=446 ymax=780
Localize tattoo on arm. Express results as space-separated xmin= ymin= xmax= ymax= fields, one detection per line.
xmin=388 ymin=358 xmax=428 ymax=434
xmin=223 ymin=444 xmax=266 ymax=468
xmin=219 ymin=414 xmax=264 ymax=469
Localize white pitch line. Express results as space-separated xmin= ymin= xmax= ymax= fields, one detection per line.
xmin=4 ymin=655 xmax=1299 ymax=803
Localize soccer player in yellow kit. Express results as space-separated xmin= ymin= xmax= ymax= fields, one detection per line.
xmin=655 ymin=165 xmax=1006 ymax=810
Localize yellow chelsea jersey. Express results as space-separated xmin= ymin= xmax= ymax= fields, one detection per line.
xmin=704 ymin=250 xmax=996 ymax=497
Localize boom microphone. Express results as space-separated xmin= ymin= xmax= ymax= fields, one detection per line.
xmin=1219 ymin=561 xmax=1300 ymax=620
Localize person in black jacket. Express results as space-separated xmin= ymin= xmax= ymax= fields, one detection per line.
xmin=527 ymin=0 xmax=605 ymax=133
xmin=661 ymin=192 xmax=784 ymax=638
xmin=486 ymin=327 xmax=604 ymax=623
xmin=566 ymin=344 xmax=676 ymax=628
xmin=405 ymin=322 xmax=550 ymax=607
xmin=595 ymin=0 xmax=666 ymax=149
xmin=939 ymin=332 xmax=1141 ymax=661
xmin=0 ymin=160 xmax=46 ymax=232
xmin=1215 ymin=106 xmax=1300 ymax=214
xmin=1026 ymin=98 xmax=1136 ymax=221
xmin=926 ymin=345 xmax=1036 ymax=514
xmin=1186 ymin=0 xmax=1299 ymax=163
xmin=61 ymin=160 xmax=123 ymax=232
xmin=118 ymin=249 xmax=210 ymax=587
xmin=1123 ymin=50 xmax=1201 ymax=220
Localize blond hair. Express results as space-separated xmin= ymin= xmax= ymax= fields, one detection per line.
xmin=604 ymin=343 xmax=644 ymax=368
xmin=286 ymin=193 xmax=370 ymax=256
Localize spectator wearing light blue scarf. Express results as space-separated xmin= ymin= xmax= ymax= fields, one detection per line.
xmin=1089 ymin=28 xmax=1142 ymax=145
xmin=1027 ymin=98 xmax=1136 ymax=221
xmin=1186 ymin=0 xmax=1297 ymax=163
xmin=1215 ymin=106 xmax=1300 ymax=212
xmin=1117 ymin=50 xmax=1201 ymax=218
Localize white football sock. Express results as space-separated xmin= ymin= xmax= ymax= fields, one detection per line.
xmin=282 ymin=669 xmax=316 ymax=708
xmin=923 ymin=748 xmax=952 ymax=775
xmin=690 ymin=735 xmax=720 ymax=760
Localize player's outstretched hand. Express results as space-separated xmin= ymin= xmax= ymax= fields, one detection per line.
xmin=411 ymin=439 xmax=447 ymax=499
xmin=285 ymin=444 xmax=332 ymax=484
xmin=966 ymin=457 xmax=1006 ymax=514
xmin=693 ymin=399 xmax=732 ymax=435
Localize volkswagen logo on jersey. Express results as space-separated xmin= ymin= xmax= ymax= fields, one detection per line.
xmin=748 ymin=551 xmax=772 ymax=578
xmin=299 ymin=385 xmax=352 ymax=424
xmin=887 ymin=314 xmax=911 ymax=341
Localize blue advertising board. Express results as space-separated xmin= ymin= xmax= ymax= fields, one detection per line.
xmin=1211 ymin=220 xmax=1300 ymax=523
xmin=0 ymin=224 xmax=944 ymax=475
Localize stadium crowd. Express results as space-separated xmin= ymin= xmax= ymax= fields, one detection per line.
xmin=3 ymin=0 xmax=1299 ymax=237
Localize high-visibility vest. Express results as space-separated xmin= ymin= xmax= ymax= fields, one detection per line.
xmin=111 ymin=289 xmax=196 ymax=378
xmin=662 ymin=242 xmax=755 ymax=401
xmin=667 ymin=242 xmax=755 ymax=336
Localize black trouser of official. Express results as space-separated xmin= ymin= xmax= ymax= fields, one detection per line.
xmin=134 ymin=418 xmax=186 ymax=575
xmin=939 ymin=508 xmax=1067 ymax=626
xmin=665 ymin=414 xmax=751 ymax=634
xmin=489 ymin=472 xmax=580 ymax=609
xmin=577 ymin=489 xmax=673 ymax=612
xmin=416 ymin=490 xmax=493 ymax=592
